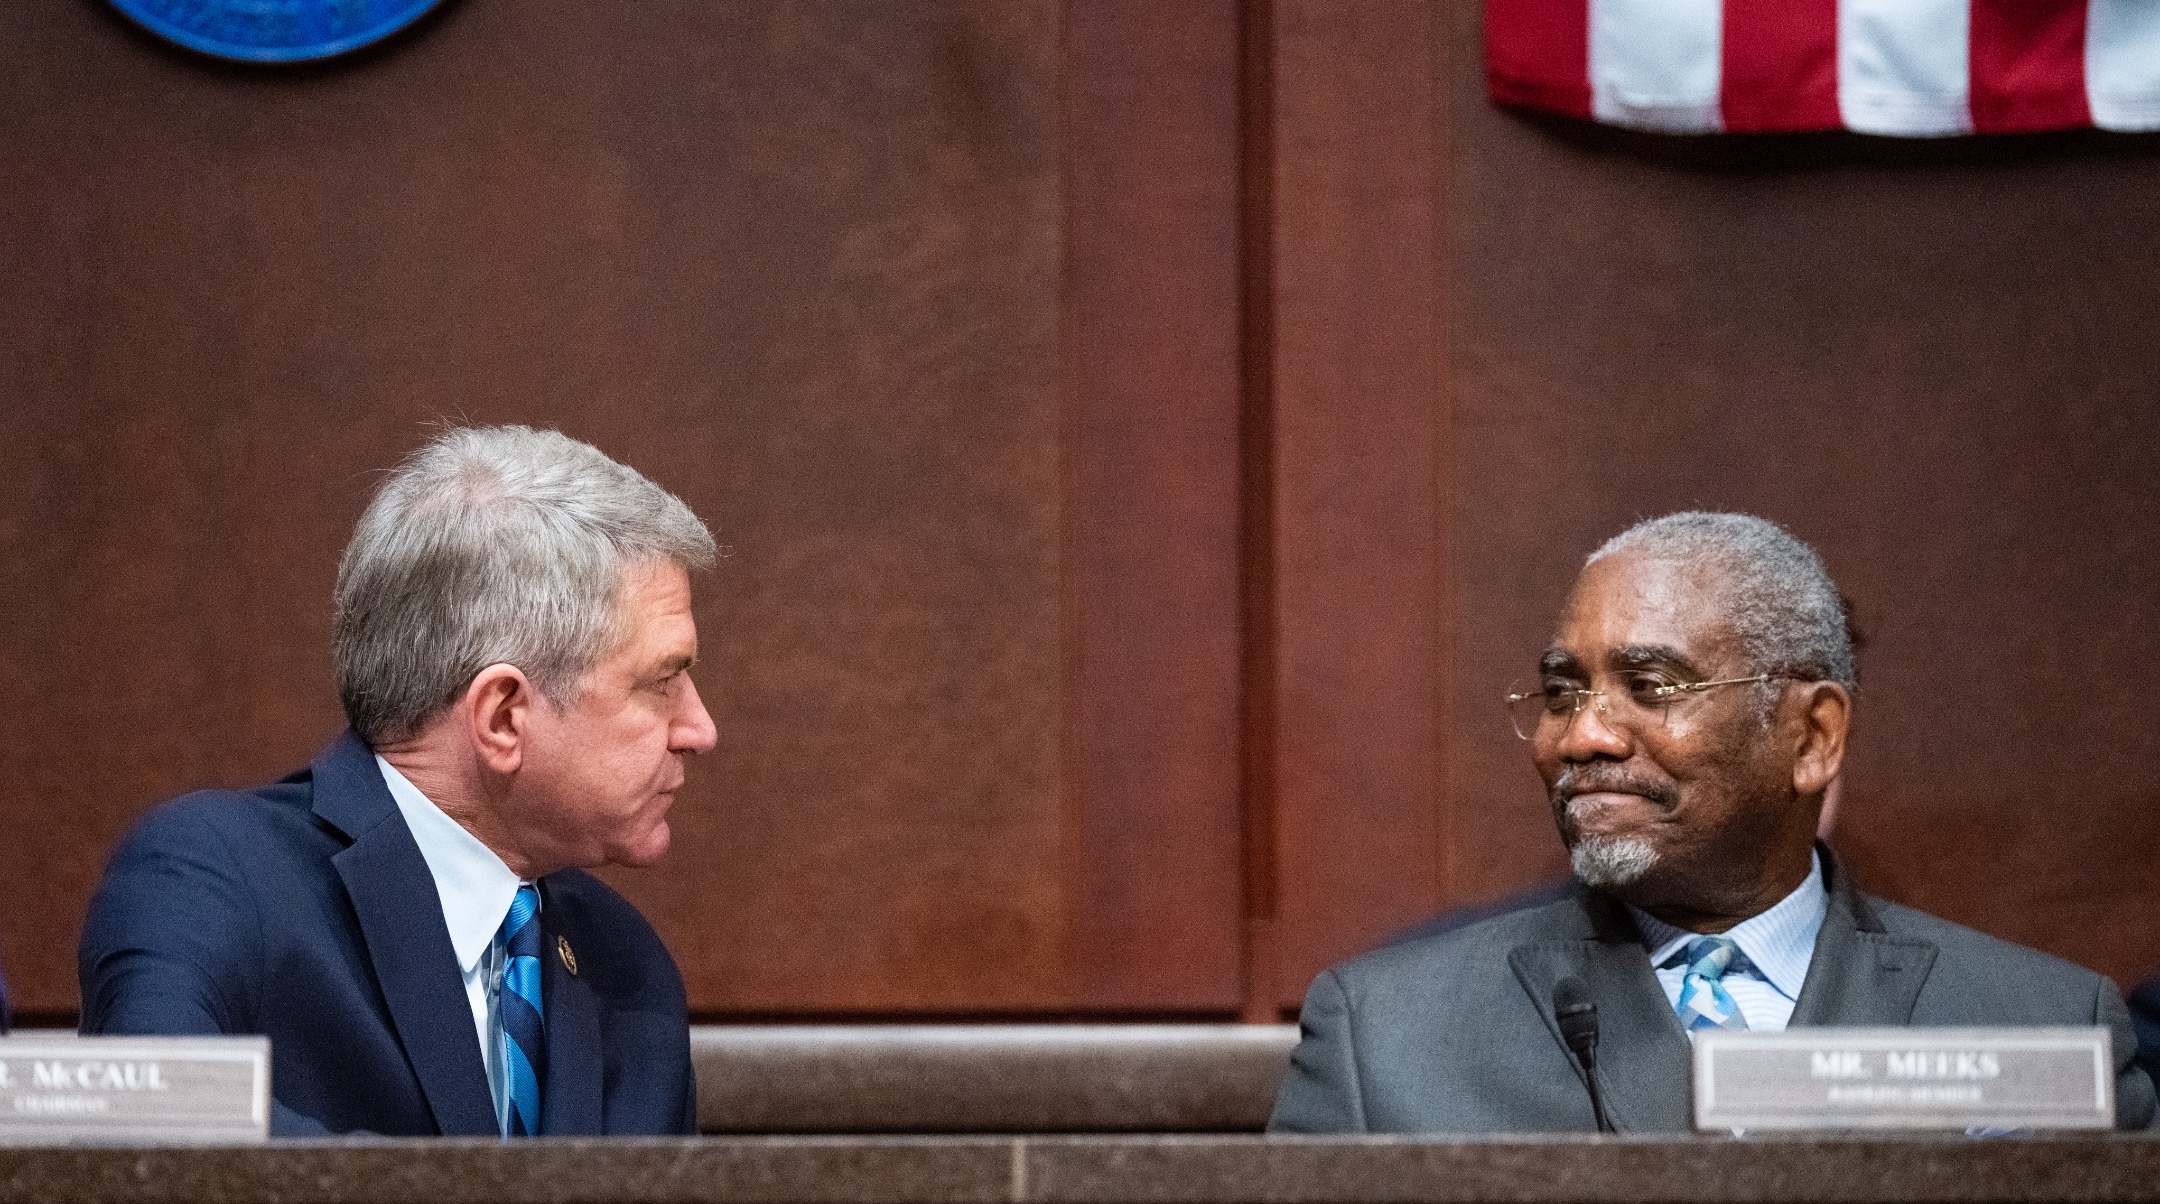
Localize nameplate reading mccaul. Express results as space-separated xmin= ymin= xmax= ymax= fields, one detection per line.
xmin=1693 ymin=1027 xmax=2112 ymax=1132
xmin=0 ymin=1035 xmax=268 ymax=1143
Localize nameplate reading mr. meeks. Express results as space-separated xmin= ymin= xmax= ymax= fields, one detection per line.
xmin=0 ymin=1035 xmax=268 ymax=1143
xmin=1694 ymin=1027 xmax=2112 ymax=1132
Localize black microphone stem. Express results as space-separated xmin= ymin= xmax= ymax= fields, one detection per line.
xmin=1553 ymin=976 xmax=1616 ymax=1135
xmin=1584 ymin=1062 xmax=1614 ymax=1135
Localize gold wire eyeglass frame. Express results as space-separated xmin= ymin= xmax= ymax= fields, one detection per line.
xmin=1503 ymin=674 xmax=1782 ymax=741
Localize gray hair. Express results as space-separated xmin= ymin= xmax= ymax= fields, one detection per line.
xmin=1587 ymin=511 xmax=1856 ymax=690
xmin=334 ymin=426 xmax=716 ymax=745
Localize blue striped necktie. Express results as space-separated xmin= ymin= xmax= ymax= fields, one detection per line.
xmin=498 ymin=884 xmax=547 ymax=1136
xmin=1674 ymin=935 xmax=1751 ymax=1032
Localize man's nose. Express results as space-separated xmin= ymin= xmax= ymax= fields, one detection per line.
xmin=673 ymin=675 xmax=719 ymax=755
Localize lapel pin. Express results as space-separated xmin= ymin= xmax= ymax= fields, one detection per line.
xmin=557 ymin=935 xmax=578 ymax=976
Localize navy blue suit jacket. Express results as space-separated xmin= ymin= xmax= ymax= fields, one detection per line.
xmin=2133 ymin=975 xmax=2160 ymax=1089
xmin=78 ymin=732 xmax=697 ymax=1136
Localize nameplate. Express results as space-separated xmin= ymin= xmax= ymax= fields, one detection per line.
xmin=0 ymin=1035 xmax=268 ymax=1143
xmin=1694 ymin=1027 xmax=2113 ymax=1132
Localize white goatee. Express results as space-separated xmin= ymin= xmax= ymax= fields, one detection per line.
xmin=1570 ymin=836 xmax=1658 ymax=887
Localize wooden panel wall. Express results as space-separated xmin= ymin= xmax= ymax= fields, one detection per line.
xmin=3 ymin=1 xmax=2157 ymax=1021
xmin=1063 ymin=1 xmax=1245 ymax=1012
xmin=1253 ymin=3 xmax=2160 ymax=1005
xmin=0 ymin=0 xmax=1183 ymax=1018
xmin=1431 ymin=6 xmax=2160 ymax=999
xmin=1260 ymin=0 xmax=1450 ymax=1012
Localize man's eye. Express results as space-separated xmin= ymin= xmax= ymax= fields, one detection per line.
xmin=1540 ymin=684 xmax=1586 ymax=713
xmin=1623 ymin=674 xmax=1678 ymax=702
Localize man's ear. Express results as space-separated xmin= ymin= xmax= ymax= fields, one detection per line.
xmin=1790 ymin=681 xmax=1851 ymax=798
xmin=460 ymin=663 xmax=533 ymax=776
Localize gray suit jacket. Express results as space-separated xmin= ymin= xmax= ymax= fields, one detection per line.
xmin=1270 ymin=850 xmax=2156 ymax=1132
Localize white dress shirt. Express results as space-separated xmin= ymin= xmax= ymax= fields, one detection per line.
xmin=1629 ymin=849 xmax=1826 ymax=1033
xmin=375 ymin=756 xmax=532 ymax=1131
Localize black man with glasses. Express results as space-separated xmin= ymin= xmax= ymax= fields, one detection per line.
xmin=1270 ymin=511 xmax=2155 ymax=1133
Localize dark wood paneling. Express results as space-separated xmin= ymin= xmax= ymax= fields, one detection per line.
xmin=0 ymin=0 xmax=1086 ymax=1015
xmin=8 ymin=0 xmax=2159 ymax=1021
xmin=1243 ymin=3 xmax=2160 ymax=999
xmin=2 ymin=0 xmax=1264 ymax=1020
xmin=1063 ymin=0 xmax=1245 ymax=1010
xmin=1439 ymin=6 xmax=2160 ymax=988
xmin=1262 ymin=0 xmax=1450 ymax=1008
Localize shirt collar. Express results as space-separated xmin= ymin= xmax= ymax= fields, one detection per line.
xmin=1629 ymin=848 xmax=1826 ymax=1001
xmin=376 ymin=755 xmax=525 ymax=974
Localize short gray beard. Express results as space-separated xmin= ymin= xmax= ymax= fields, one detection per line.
xmin=1570 ymin=836 xmax=1659 ymax=887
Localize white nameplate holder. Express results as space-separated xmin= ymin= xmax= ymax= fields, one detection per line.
xmin=0 ymin=1035 xmax=269 ymax=1143
xmin=1694 ymin=1026 xmax=2113 ymax=1132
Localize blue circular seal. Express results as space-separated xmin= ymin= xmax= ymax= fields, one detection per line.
xmin=109 ymin=0 xmax=447 ymax=63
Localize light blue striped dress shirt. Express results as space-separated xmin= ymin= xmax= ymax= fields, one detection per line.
xmin=1629 ymin=850 xmax=1826 ymax=1033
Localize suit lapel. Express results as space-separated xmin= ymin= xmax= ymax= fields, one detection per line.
xmin=1507 ymin=890 xmax=1694 ymax=1132
xmin=314 ymin=734 xmax=498 ymax=1137
xmin=538 ymin=879 xmax=604 ymax=1135
xmin=1503 ymin=849 xmax=1938 ymax=1132
xmin=1789 ymin=846 xmax=1937 ymax=1027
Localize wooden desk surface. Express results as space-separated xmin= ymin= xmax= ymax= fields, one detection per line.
xmin=0 ymin=1133 xmax=2155 ymax=1204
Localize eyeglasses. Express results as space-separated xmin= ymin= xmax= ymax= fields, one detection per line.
xmin=1503 ymin=673 xmax=1785 ymax=741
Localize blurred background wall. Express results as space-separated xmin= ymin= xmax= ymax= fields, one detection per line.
xmin=2 ymin=0 xmax=2155 ymax=1023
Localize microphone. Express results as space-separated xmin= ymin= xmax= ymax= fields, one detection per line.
xmin=1552 ymin=976 xmax=1615 ymax=1134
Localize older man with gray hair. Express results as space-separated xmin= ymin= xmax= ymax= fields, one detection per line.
xmin=1271 ymin=511 xmax=2155 ymax=1133
xmin=81 ymin=426 xmax=718 ymax=1137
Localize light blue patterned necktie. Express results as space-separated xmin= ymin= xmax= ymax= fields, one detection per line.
xmin=1675 ymin=935 xmax=1751 ymax=1032
xmin=497 ymin=884 xmax=547 ymax=1136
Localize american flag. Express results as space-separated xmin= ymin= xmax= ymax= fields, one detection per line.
xmin=1487 ymin=0 xmax=2160 ymax=135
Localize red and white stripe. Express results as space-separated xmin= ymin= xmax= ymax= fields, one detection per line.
xmin=1488 ymin=0 xmax=2160 ymax=135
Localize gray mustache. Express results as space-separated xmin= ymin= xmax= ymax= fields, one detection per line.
xmin=1550 ymin=765 xmax=1677 ymax=811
